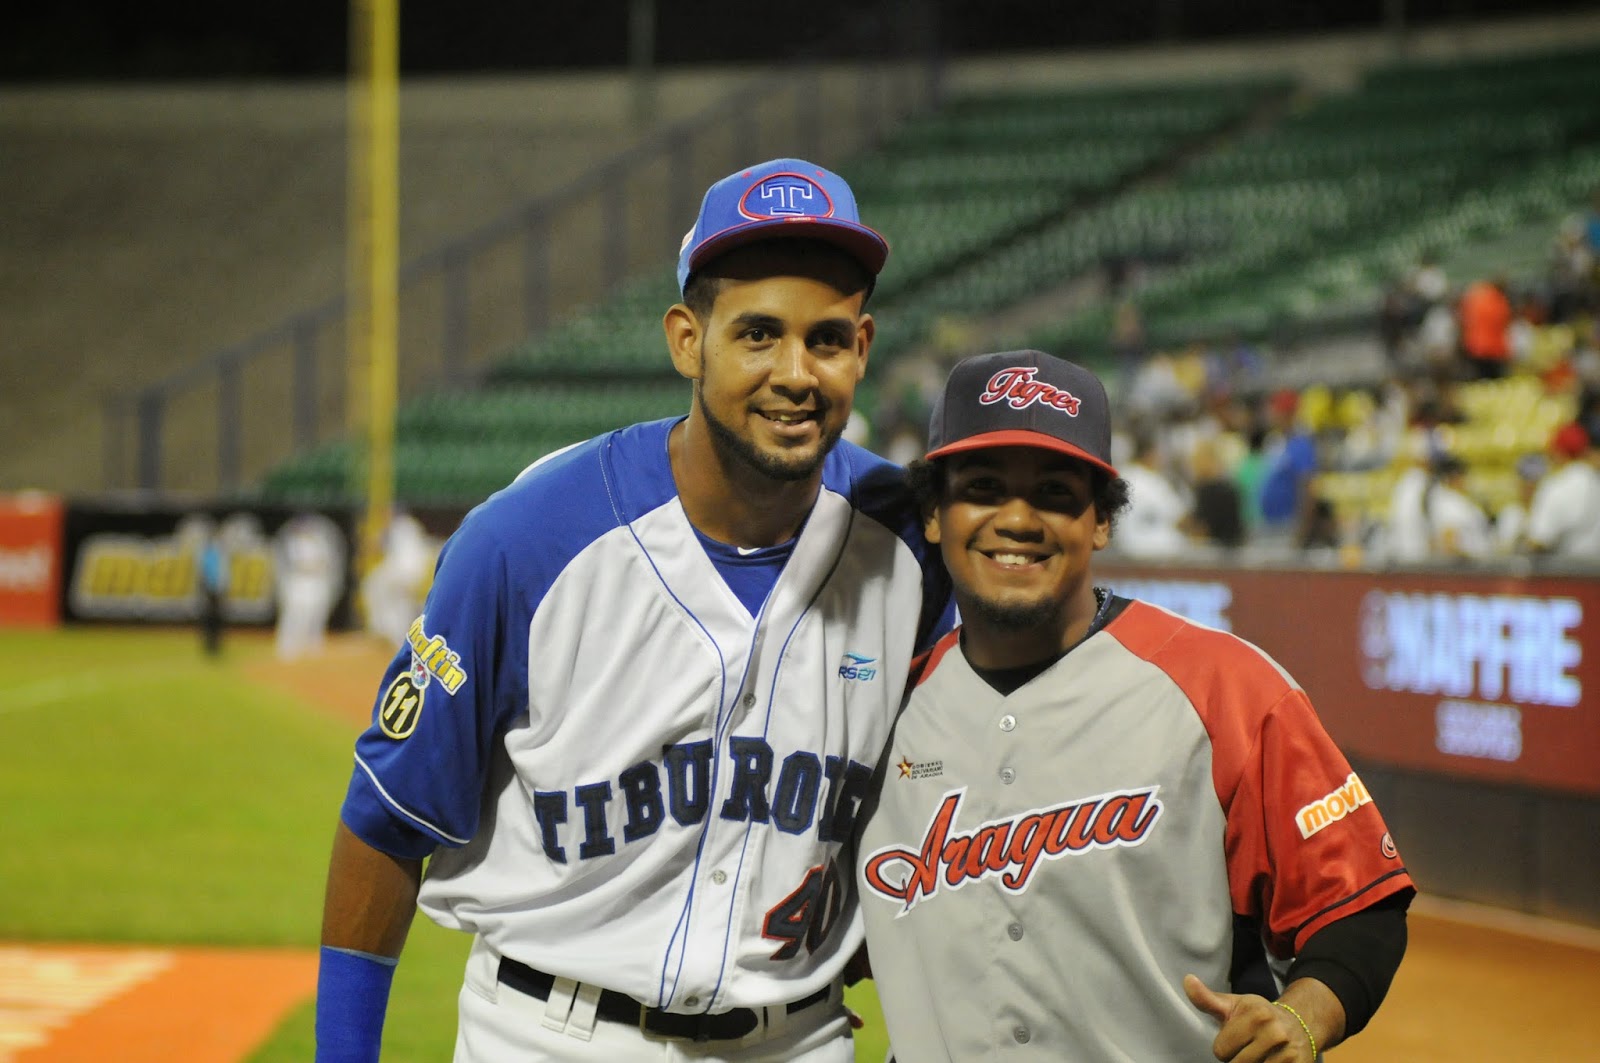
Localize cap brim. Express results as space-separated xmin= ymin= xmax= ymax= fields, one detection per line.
xmin=925 ymin=430 xmax=1118 ymax=478
xmin=687 ymin=216 xmax=889 ymax=279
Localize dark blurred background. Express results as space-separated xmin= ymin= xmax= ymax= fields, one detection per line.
xmin=6 ymin=0 xmax=1597 ymax=80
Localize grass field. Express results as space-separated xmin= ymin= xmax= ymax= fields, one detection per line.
xmin=0 ymin=626 xmax=892 ymax=1062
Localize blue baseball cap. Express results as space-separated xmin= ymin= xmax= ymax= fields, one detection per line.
xmin=676 ymin=158 xmax=889 ymax=296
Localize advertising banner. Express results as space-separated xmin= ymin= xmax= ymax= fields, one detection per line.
xmin=60 ymin=502 xmax=356 ymax=629
xmin=0 ymin=493 xmax=64 ymax=626
xmin=1101 ymin=565 xmax=1600 ymax=797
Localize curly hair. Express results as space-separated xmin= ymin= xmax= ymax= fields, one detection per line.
xmin=906 ymin=456 xmax=1132 ymax=532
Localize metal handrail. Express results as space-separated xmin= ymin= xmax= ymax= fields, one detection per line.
xmin=104 ymin=57 xmax=938 ymax=496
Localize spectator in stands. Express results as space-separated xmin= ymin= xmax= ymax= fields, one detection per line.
xmin=1233 ymin=419 xmax=1270 ymax=532
xmin=1522 ymin=422 xmax=1600 ymax=558
xmin=1423 ymin=452 xmax=1492 ymax=562
xmin=1414 ymin=297 xmax=1459 ymax=372
xmin=1183 ymin=437 xmax=1245 ymax=549
xmin=1408 ymin=249 xmax=1449 ymax=306
xmin=1115 ymin=430 xmax=1190 ymax=558
xmin=1378 ymin=281 xmax=1413 ymax=366
xmin=1507 ymin=291 xmax=1543 ymax=366
xmin=1382 ymin=251 xmax=1448 ymax=366
xmin=1127 ymin=351 xmax=1190 ymax=419
xmin=1550 ymin=215 xmax=1595 ymax=323
xmin=1382 ymin=434 xmax=1435 ymax=565
xmin=1110 ymin=298 xmax=1147 ymax=399
xmin=1494 ymin=454 xmax=1546 ymax=555
xmin=1457 ymin=275 xmax=1514 ymax=380
xmin=1256 ymin=388 xmax=1321 ymax=544
xmin=1585 ymin=188 xmax=1600 ymax=259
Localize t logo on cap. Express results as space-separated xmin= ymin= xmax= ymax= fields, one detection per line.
xmin=747 ymin=176 xmax=827 ymax=218
xmin=677 ymin=158 xmax=889 ymax=296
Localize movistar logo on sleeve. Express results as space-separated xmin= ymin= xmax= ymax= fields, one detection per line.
xmin=838 ymin=653 xmax=878 ymax=681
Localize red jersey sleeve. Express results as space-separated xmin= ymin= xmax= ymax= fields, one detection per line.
xmin=1226 ymin=686 xmax=1414 ymax=955
xmin=1109 ymin=601 xmax=1415 ymax=959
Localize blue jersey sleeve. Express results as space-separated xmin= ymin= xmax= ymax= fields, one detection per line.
xmin=340 ymin=507 xmax=530 ymax=859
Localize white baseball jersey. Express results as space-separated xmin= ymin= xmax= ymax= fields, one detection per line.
xmin=1526 ymin=460 xmax=1600 ymax=556
xmin=858 ymin=597 xmax=1413 ymax=1062
xmin=340 ymin=417 xmax=952 ymax=1016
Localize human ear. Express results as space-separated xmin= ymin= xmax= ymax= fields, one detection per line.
xmin=1091 ymin=513 xmax=1111 ymax=551
xmin=853 ymin=314 xmax=875 ymax=382
xmin=663 ymin=304 xmax=703 ymax=381
xmin=923 ymin=507 xmax=942 ymax=546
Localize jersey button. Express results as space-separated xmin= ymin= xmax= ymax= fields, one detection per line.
xmin=999 ymin=714 xmax=1016 ymax=732
xmin=1008 ymin=922 xmax=1024 ymax=941
xmin=1013 ymin=1026 xmax=1031 ymax=1044
xmin=711 ymin=869 xmax=727 ymax=885
xmin=999 ymin=767 xmax=1016 ymax=784
xmin=741 ymin=692 xmax=756 ymax=709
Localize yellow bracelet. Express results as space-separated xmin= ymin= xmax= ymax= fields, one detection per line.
xmin=1272 ymin=1000 xmax=1318 ymax=1059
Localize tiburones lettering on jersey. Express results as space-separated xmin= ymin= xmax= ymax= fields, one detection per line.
xmin=531 ymin=738 xmax=875 ymax=863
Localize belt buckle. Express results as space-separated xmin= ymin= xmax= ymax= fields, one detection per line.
xmin=638 ymin=1007 xmax=700 ymax=1043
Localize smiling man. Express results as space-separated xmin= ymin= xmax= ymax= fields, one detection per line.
xmin=856 ymin=350 xmax=1414 ymax=1063
xmin=314 ymin=159 xmax=954 ymax=1063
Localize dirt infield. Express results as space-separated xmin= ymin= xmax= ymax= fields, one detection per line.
xmin=1335 ymin=896 xmax=1600 ymax=1060
xmin=237 ymin=633 xmax=396 ymax=733
xmin=1 ymin=944 xmax=315 ymax=1063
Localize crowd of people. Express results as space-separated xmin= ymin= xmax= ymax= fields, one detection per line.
xmin=871 ymin=193 xmax=1600 ymax=568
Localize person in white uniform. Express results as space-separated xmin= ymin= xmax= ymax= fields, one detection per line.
xmin=274 ymin=512 xmax=345 ymax=660
xmin=1111 ymin=430 xmax=1189 ymax=559
xmin=1524 ymin=422 xmax=1600 ymax=558
xmin=360 ymin=509 xmax=436 ymax=645
xmin=314 ymin=158 xmax=954 ymax=1063
xmin=1422 ymin=453 xmax=1493 ymax=562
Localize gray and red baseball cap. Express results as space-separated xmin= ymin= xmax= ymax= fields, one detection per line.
xmin=925 ymin=350 xmax=1118 ymax=477
xmin=677 ymin=158 xmax=889 ymax=296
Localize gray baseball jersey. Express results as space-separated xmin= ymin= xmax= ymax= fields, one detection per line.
xmin=857 ymin=597 xmax=1413 ymax=1061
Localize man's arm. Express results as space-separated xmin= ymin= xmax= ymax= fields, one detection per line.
xmin=322 ymin=819 xmax=423 ymax=953
xmin=315 ymin=820 xmax=425 ymax=1063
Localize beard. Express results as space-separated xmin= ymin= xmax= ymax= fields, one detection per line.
xmin=697 ymin=383 xmax=841 ymax=483
xmin=962 ymin=592 xmax=1062 ymax=633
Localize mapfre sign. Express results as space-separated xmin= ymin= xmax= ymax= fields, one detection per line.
xmin=1101 ymin=564 xmax=1600 ymax=797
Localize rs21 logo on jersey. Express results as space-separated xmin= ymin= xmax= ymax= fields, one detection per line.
xmin=838 ymin=653 xmax=877 ymax=681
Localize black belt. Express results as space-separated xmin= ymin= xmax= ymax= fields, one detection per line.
xmin=496 ymin=956 xmax=830 ymax=1043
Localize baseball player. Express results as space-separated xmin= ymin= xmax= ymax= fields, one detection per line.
xmin=314 ymin=158 xmax=954 ymax=1063
xmin=857 ymin=350 xmax=1413 ymax=1062
xmin=274 ymin=511 xmax=345 ymax=661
